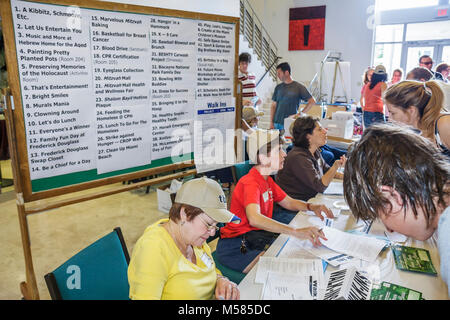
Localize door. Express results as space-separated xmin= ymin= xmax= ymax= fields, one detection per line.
xmin=405 ymin=45 xmax=434 ymax=76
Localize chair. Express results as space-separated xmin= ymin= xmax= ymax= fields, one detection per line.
xmin=211 ymin=251 xmax=246 ymax=285
xmin=44 ymin=227 xmax=130 ymax=300
xmin=232 ymin=160 xmax=253 ymax=183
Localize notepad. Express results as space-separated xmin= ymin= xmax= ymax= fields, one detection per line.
xmin=320 ymin=226 xmax=386 ymax=263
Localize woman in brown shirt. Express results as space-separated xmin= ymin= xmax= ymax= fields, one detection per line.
xmin=276 ymin=116 xmax=346 ymax=201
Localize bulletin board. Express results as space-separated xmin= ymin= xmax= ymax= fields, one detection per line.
xmin=0 ymin=0 xmax=240 ymax=202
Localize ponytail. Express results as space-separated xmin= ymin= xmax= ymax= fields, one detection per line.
xmin=420 ymin=81 xmax=444 ymax=138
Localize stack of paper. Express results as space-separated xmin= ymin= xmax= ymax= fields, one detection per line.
xmin=261 ymin=272 xmax=316 ymax=300
xmin=255 ymin=257 xmax=325 ymax=285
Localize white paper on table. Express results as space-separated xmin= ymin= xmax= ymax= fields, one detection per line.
xmin=320 ymin=226 xmax=386 ymax=263
xmin=286 ymin=237 xmax=355 ymax=267
xmin=261 ymin=271 xmax=315 ymax=300
xmin=338 ymin=260 xmax=381 ymax=285
xmin=323 ymin=181 xmax=344 ymax=195
xmin=303 ymin=208 xmax=341 ymax=218
xmin=255 ymin=257 xmax=324 ymax=286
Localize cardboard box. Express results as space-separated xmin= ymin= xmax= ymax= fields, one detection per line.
xmin=157 ymin=179 xmax=183 ymax=213
xmin=283 ymin=116 xmax=296 ymax=139
xmin=321 ymin=118 xmax=354 ymax=139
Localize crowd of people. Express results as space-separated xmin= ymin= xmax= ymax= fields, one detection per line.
xmin=126 ymin=52 xmax=450 ymax=300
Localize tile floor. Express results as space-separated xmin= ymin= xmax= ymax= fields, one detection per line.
xmin=0 ymin=159 xmax=218 ymax=300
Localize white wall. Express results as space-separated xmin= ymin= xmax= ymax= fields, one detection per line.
xmin=102 ymin=0 xmax=240 ymax=17
xmin=247 ymin=0 xmax=375 ymax=101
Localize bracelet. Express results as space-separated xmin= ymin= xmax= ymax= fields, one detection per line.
xmin=306 ymin=203 xmax=312 ymax=211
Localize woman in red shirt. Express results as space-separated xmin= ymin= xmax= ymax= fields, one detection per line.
xmin=362 ymin=65 xmax=387 ymax=129
xmin=216 ymin=130 xmax=334 ymax=273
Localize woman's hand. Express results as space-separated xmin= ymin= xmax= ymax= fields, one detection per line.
xmin=309 ymin=203 xmax=334 ymax=221
xmin=216 ymin=275 xmax=240 ymax=300
xmin=292 ymin=226 xmax=327 ymax=246
xmin=333 ymin=155 xmax=347 ymax=169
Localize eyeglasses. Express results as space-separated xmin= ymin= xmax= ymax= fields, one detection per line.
xmin=198 ymin=215 xmax=219 ymax=232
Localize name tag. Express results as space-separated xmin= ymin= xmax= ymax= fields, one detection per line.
xmin=262 ymin=191 xmax=269 ymax=202
xmin=201 ymin=253 xmax=213 ymax=269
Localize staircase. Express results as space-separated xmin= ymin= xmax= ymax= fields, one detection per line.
xmin=239 ymin=0 xmax=279 ymax=129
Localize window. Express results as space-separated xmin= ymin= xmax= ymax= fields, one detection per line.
xmin=373 ymin=24 xmax=403 ymax=76
xmin=375 ymin=24 xmax=403 ymax=43
xmin=373 ymin=44 xmax=402 ymax=76
xmin=406 ymin=21 xmax=450 ymax=41
xmin=376 ymin=0 xmax=439 ymax=12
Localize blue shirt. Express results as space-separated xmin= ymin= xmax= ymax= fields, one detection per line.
xmin=438 ymin=206 xmax=450 ymax=296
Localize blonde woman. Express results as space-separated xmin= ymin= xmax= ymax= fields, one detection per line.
xmin=384 ymin=80 xmax=450 ymax=158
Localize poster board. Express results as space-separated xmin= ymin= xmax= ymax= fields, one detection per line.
xmin=0 ymin=0 xmax=239 ymax=202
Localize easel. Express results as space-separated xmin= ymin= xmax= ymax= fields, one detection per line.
xmin=309 ymin=51 xmax=349 ymax=104
xmin=0 ymin=0 xmax=240 ymax=299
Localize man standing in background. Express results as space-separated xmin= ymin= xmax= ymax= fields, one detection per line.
xmin=270 ymin=62 xmax=316 ymax=130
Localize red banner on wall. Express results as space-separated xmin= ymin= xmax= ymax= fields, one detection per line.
xmin=289 ymin=6 xmax=326 ymax=51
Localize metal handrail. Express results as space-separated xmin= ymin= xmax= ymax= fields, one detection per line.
xmin=240 ymin=0 xmax=279 ymax=82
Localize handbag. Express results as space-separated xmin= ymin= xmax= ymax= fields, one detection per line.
xmin=242 ymin=229 xmax=279 ymax=252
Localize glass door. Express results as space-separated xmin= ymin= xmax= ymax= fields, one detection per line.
xmin=405 ymin=46 xmax=434 ymax=75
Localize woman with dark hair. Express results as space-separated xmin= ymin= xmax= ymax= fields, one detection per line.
xmin=384 ymin=80 xmax=450 ymax=158
xmin=362 ymin=65 xmax=387 ymax=128
xmin=276 ymin=116 xmax=346 ymax=201
xmin=128 ymin=177 xmax=241 ymax=300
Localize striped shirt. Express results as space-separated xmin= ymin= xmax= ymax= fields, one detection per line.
xmin=238 ymin=71 xmax=258 ymax=102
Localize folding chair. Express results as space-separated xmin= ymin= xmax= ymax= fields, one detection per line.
xmin=44 ymin=227 xmax=130 ymax=300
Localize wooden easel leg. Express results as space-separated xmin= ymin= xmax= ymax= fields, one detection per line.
xmin=17 ymin=203 xmax=40 ymax=300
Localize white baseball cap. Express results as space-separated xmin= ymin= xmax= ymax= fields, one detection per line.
xmin=175 ymin=177 xmax=240 ymax=224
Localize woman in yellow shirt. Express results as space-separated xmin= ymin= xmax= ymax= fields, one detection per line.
xmin=128 ymin=177 xmax=241 ymax=300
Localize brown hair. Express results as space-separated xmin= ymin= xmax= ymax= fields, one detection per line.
xmin=291 ymin=115 xmax=320 ymax=149
xmin=406 ymin=67 xmax=433 ymax=81
xmin=383 ymin=80 xmax=444 ymax=139
xmin=362 ymin=68 xmax=374 ymax=84
xmin=169 ymin=203 xmax=203 ymax=223
xmin=392 ymin=68 xmax=403 ymax=77
xmin=436 ymin=63 xmax=449 ymax=75
xmin=343 ymin=124 xmax=450 ymax=227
